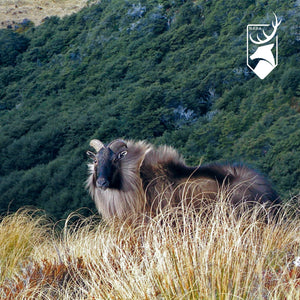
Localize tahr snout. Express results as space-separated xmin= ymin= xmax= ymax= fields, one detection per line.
xmin=96 ymin=177 xmax=110 ymax=190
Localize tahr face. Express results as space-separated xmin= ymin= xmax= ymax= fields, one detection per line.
xmin=89 ymin=143 xmax=128 ymax=190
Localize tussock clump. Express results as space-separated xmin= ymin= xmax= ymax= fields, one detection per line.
xmin=0 ymin=198 xmax=299 ymax=299
xmin=1 ymin=256 xmax=90 ymax=299
xmin=0 ymin=209 xmax=52 ymax=284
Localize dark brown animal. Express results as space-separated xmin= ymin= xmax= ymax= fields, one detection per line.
xmin=86 ymin=139 xmax=280 ymax=222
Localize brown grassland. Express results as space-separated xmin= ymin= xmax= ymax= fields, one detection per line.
xmin=0 ymin=194 xmax=299 ymax=299
xmin=0 ymin=0 xmax=92 ymax=28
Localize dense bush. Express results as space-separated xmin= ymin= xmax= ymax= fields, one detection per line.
xmin=0 ymin=30 xmax=29 ymax=66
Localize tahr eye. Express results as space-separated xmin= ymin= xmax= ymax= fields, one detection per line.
xmin=117 ymin=150 xmax=127 ymax=160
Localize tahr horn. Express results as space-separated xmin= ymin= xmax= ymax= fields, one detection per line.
xmin=89 ymin=139 xmax=104 ymax=152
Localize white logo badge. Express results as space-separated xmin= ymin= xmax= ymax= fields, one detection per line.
xmin=247 ymin=13 xmax=281 ymax=79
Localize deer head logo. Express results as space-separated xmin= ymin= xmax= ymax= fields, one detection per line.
xmin=247 ymin=13 xmax=281 ymax=79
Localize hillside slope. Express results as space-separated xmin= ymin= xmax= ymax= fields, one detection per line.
xmin=0 ymin=0 xmax=299 ymax=220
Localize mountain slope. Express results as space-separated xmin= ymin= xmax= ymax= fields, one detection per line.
xmin=0 ymin=0 xmax=299 ymax=220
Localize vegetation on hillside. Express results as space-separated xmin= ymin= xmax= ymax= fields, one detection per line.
xmin=0 ymin=0 xmax=299 ymax=220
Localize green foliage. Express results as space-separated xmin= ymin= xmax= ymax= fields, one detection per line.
xmin=0 ymin=30 xmax=29 ymax=66
xmin=0 ymin=0 xmax=299 ymax=220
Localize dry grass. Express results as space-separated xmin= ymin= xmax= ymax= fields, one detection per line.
xmin=0 ymin=198 xmax=299 ymax=299
xmin=0 ymin=209 xmax=52 ymax=284
xmin=0 ymin=0 xmax=95 ymax=28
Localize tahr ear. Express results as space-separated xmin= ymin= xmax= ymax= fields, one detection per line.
xmin=86 ymin=151 xmax=96 ymax=160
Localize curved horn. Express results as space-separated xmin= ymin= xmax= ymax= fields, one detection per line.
xmin=108 ymin=139 xmax=127 ymax=153
xmin=89 ymin=139 xmax=104 ymax=152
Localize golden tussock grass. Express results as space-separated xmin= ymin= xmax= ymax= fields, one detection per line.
xmin=0 ymin=197 xmax=299 ymax=299
xmin=0 ymin=209 xmax=52 ymax=284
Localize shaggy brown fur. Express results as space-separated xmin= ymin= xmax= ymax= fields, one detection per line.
xmin=86 ymin=139 xmax=280 ymax=222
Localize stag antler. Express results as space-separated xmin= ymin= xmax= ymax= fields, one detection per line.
xmin=250 ymin=13 xmax=281 ymax=45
